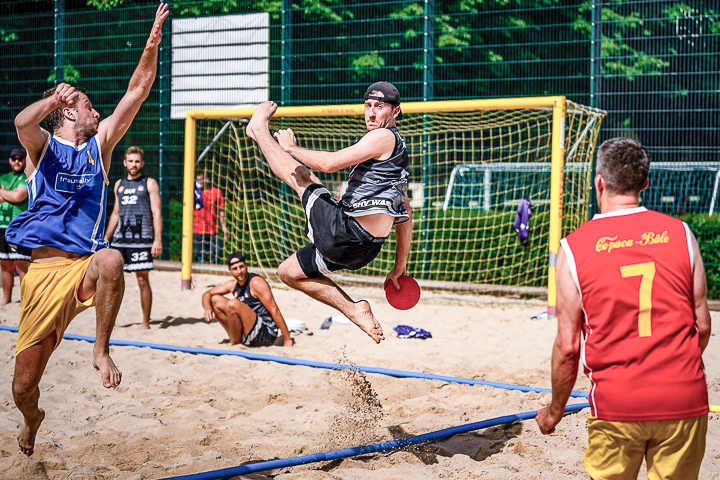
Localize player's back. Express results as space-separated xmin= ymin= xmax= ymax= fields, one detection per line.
xmin=562 ymin=207 xmax=708 ymax=422
xmin=7 ymin=133 xmax=109 ymax=255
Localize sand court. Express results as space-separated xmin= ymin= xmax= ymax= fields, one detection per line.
xmin=0 ymin=270 xmax=718 ymax=479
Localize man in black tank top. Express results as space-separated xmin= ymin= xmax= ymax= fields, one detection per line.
xmin=201 ymin=253 xmax=293 ymax=347
xmin=245 ymin=82 xmax=413 ymax=345
xmin=105 ymin=146 xmax=163 ymax=329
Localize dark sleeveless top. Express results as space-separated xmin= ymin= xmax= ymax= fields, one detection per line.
xmin=232 ymin=273 xmax=271 ymax=318
xmin=112 ymin=175 xmax=153 ymax=248
xmin=340 ymin=126 xmax=409 ymax=222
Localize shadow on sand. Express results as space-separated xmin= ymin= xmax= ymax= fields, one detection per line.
xmin=117 ymin=315 xmax=206 ymax=329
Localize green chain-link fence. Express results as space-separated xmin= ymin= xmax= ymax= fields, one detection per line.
xmin=1 ymin=0 xmax=718 ymax=294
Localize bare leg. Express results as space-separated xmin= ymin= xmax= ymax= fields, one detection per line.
xmin=15 ymin=260 xmax=28 ymax=282
xmin=135 ymin=270 xmax=152 ymax=329
xmin=278 ymin=255 xmax=384 ymax=344
xmin=246 ymin=101 xmax=322 ymax=196
xmin=210 ymin=295 xmax=257 ymax=345
xmin=12 ymin=333 xmax=55 ymax=456
xmin=1 ymin=259 xmax=13 ymax=305
xmin=78 ymin=249 xmax=124 ymax=388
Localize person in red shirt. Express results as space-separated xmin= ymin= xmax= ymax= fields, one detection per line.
xmin=536 ymin=137 xmax=711 ymax=480
xmin=193 ymin=172 xmax=229 ymax=263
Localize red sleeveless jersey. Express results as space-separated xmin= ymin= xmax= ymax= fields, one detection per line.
xmin=563 ymin=207 xmax=708 ymax=421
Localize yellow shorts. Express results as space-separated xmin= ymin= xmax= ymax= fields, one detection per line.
xmin=584 ymin=414 xmax=707 ymax=480
xmin=16 ymin=256 xmax=96 ymax=355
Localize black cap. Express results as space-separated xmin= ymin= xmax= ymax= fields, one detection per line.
xmin=227 ymin=252 xmax=246 ymax=267
xmin=10 ymin=148 xmax=25 ymax=159
xmin=364 ymin=81 xmax=403 ymax=120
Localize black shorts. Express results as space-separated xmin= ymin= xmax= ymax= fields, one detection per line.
xmin=0 ymin=228 xmax=31 ymax=261
xmin=297 ymin=184 xmax=386 ymax=279
xmin=243 ymin=314 xmax=279 ymax=347
xmin=115 ymin=246 xmax=153 ymax=272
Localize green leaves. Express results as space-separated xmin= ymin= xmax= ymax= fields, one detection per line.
xmin=46 ymin=64 xmax=82 ymax=84
xmin=351 ymin=53 xmax=385 ymax=78
xmin=87 ymin=0 xmax=127 ymax=9
xmin=0 ymin=27 xmax=18 ymax=43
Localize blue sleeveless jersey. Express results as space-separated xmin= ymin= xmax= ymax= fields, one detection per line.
xmin=7 ymin=133 xmax=110 ymax=254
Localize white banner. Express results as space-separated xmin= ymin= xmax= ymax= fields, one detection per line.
xmin=171 ymin=12 xmax=269 ymax=119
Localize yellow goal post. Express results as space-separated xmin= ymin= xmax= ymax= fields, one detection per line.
xmin=182 ymin=97 xmax=606 ymax=315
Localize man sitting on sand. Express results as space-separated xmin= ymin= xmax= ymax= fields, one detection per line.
xmin=202 ymin=253 xmax=293 ymax=347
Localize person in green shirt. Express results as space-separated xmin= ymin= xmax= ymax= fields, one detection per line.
xmin=0 ymin=147 xmax=31 ymax=304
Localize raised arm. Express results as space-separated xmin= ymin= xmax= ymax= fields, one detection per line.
xmin=251 ymin=276 xmax=293 ymax=347
xmin=148 ymin=177 xmax=163 ymax=257
xmin=386 ymin=192 xmax=412 ymax=289
xmin=274 ymin=127 xmax=396 ymax=173
xmin=536 ymin=246 xmax=583 ymax=435
xmin=690 ymin=233 xmax=711 ymax=353
xmin=14 ymin=84 xmax=79 ymax=167
xmin=201 ymin=279 xmax=235 ymax=322
xmin=97 ymin=3 xmax=169 ymax=165
xmin=104 ymin=179 xmax=122 ymax=242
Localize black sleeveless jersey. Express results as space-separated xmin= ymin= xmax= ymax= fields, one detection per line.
xmin=340 ymin=126 xmax=409 ymax=221
xmin=112 ymin=175 xmax=154 ymax=247
xmin=232 ymin=273 xmax=270 ymax=318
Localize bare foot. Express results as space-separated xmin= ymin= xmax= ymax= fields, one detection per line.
xmin=348 ymin=300 xmax=384 ymax=344
xmin=92 ymin=353 xmax=122 ymax=388
xmin=246 ymin=101 xmax=277 ymax=141
xmin=17 ymin=408 xmax=44 ymax=457
xmin=141 ymin=322 xmax=150 ymax=330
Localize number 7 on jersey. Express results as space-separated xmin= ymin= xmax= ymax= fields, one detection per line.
xmin=620 ymin=261 xmax=656 ymax=337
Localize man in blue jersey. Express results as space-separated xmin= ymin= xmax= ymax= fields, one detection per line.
xmin=7 ymin=3 xmax=169 ymax=457
xmin=245 ymin=82 xmax=413 ymax=345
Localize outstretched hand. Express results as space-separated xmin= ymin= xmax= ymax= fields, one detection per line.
xmin=274 ymin=128 xmax=297 ymax=152
xmin=146 ymin=3 xmax=170 ymax=49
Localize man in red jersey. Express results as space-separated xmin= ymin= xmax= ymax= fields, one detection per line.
xmin=536 ymin=137 xmax=711 ymax=480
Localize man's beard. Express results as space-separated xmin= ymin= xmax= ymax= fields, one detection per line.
xmin=76 ymin=120 xmax=98 ymax=140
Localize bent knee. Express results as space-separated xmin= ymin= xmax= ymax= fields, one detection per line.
xmin=226 ymin=298 xmax=243 ymax=313
xmin=95 ymin=248 xmax=125 ymax=273
xmin=210 ymin=294 xmax=225 ymax=307
xmin=277 ymin=261 xmax=293 ymax=285
xmin=278 ymin=257 xmax=306 ymax=285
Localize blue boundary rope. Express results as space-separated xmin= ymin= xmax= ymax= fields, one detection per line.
xmin=0 ymin=325 xmax=591 ymax=480
xmin=159 ymin=403 xmax=590 ymax=480
xmin=0 ymin=325 xmax=588 ymax=398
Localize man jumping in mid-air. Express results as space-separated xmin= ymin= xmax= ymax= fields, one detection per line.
xmin=245 ymin=82 xmax=412 ymax=344
xmin=7 ymin=3 xmax=169 ymax=456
